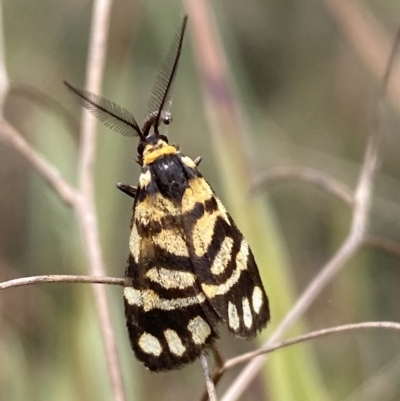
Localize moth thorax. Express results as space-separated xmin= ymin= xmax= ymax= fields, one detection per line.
xmin=143 ymin=140 xmax=178 ymax=166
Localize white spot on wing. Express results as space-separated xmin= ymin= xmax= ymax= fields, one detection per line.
xmin=124 ymin=287 xmax=142 ymax=306
xmin=128 ymin=224 xmax=140 ymax=264
xmin=242 ymin=297 xmax=253 ymax=329
xmin=210 ymin=237 xmax=234 ymax=275
xmin=228 ymin=302 xmax=240 ymax=331
xmin=164 ymin=329 xmax=186 ymax=356
xmin=146 ymin=267 xmax=195 ymax=289
xmin=187 ymin=316 xmax=211 ymax=345
xmin=252 ymin=286 xmax=263 ymax=315
xmin=138 ymin=332 xmax=162 ymax=356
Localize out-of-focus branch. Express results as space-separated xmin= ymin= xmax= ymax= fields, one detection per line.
xmin=322 ymin=0 xmax=400 ymax=112
xmin=0 ymin=275 xmax=124 ymax=290
xmin=74 ymin=1 xmax=126 ymax=401
xmin=200 ymin=352 xmax=218 ymax=401
xmin=0 ymin=120 xmax=79 ymax=206
xmin=220 ymin=17 xmax=400 ymax=401
xmin=0 ymin=2 xmax=7 ymax=115
xmin=364 ymin=236 xmax=400 ymax=260
xmin=0 ymin=0 xmax=126 ymax=399
xmin=252 ymin=166 xmax=354 ymax=205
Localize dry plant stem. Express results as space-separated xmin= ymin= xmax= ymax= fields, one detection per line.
xmin=253 ymin=166 xmax=354 ymax=206
xmin=223 ymin=322 xmax=400 ymax=371
xmin=221 ymin=24 xmax=400 ymax=401
xmin=0 ymin=120 xmax=79 ymax=206
xmin=75 ymin=1 xmax=126 ymax=400
xmin=200 ymin=352 xmax=218 ymax=401
xmin=323 ymin=0 xmax=400 ymax=111
xmin=199 ymin=347 xmax=225 ymax=401
xmin=364 ymin=236 xmax=400 ymax=260
xmin=0 ymin=275 xmax=124 ymax=290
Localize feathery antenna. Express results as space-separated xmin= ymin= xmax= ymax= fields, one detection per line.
xmin=146 ymin=16 xmax=188 ymax=135
xmin=64 ymin=81 xmax=144 ymax=140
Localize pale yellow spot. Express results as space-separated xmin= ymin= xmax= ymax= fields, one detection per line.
xmin=182 ymin=178 xmax=214 ymax=214
xmin=144 ymin=145 xmax=177 ymax=165
xmin=242 ymin=298 xmax=253 ymax=329
xmin=146 ymin=267 xmax=195 ymax=290
xmin=138 ymin=332 xmax=162 ymax=356
xmin=210 ymin=237 xmax=234 ymax=275
xmin=228 ymin=302 xmax=240 ymax=331
xmin=124 ymin=287 xmax=206 ymax=312
xmin=215 ymin=197 xmax=231 ymax=225
xmin=187 ymin=316 xmax=211 ymax=345
xmin=192 ymin=211 xmax=218 ymax=257
xmin=252 ymin=286 xmax=263 ymax=314
xmin=181 ymin=178 xmax=232 ymax=258
xmin=135 ymin=193 xmax=180 ymax=228
xmin=152 ymin=229 xmax=189 ymax=257
xmin=164 ymin=329 xmax=186 ymax=356
xmin=201 ymin=240 xmax=249 ymax=298
xmin=128 ymin=224 xmax=140 ymax=263
xmin=180 ymin=155 xmax=196 ymax=169
xmin=139 ymin=169 xmax=151 ymax=188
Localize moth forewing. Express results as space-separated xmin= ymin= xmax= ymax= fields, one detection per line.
xmin=66 ymin=15 xmax=270 ymax=372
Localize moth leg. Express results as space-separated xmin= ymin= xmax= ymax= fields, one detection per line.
xmin=212 ymin=346 xmax=225 ymax=371
xmin=117 ymin=183 xmax=137 ymax=198
xmin=194 ymin=156 xmax=202 ymax=166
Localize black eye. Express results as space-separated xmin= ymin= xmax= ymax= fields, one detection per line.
xmin=159 ymin=135 xmax=169 ymax=143
xmin=163 ymin=115 xmax=172 ymax=125
xmin=162 ymin=111 xmax=173 ymax=125
xmin=137 ymin=142 xmax=145 ymax=155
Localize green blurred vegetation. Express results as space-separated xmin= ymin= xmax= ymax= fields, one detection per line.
xmin=1 ymin=0 xmax=400 ymax=400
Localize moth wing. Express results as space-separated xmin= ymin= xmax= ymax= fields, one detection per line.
xmin=124 ymin=187 xmax=218 ymax=371
xmin=181 ymin=176 xmax=270 ymax=337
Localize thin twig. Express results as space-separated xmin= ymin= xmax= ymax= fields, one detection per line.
xmin=222 ymin=321 xmax=400 ymax=372
xmin=0 ymin=119 xmax=79 ymax=206
xmin=0 ymin=275 xmax=124 ymax=291
xmin=252 ymin=166 xmax=354 ymax=205
xmin=200 ymin=348 xmax=225 ymax=401
xmin=364 ymin=236 xmax=400 ymax=260
xmin=74 ymin=1 xmax=126 ymax=400
xmin=221 ymin=18 xmax=400 ymax=401
xmin=200 ymin=352 xmax=218 ymax=401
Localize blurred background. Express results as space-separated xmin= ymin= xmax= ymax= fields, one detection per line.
xmin=1 ymin=0 xmax=400 ymax=400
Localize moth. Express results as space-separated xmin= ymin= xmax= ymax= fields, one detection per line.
xmin=65 ymin=15 xmax=270 ymax=372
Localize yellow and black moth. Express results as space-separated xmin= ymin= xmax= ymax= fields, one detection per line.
xmin=65 ymin=16 xmax=270 ymax=372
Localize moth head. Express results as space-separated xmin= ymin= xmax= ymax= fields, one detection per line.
xmin=138 ymin=133 xmax=178 ymax=167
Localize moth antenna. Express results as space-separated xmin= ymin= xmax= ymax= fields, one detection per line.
xmin=64 ymin=81 xmax=144 ymax=140
xmin=145 ymin=16 xmax=188 ymax=136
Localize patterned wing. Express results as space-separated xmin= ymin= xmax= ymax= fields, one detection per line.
xmin=180 ymin=164 xmax=270 ymax=337
xmin=124 ymin=186 xmax=218 ymax=371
